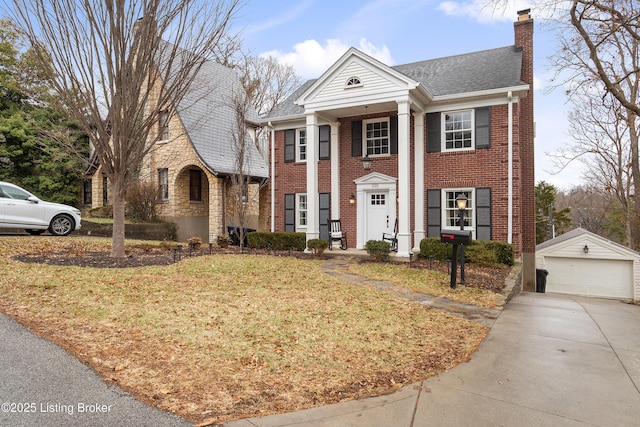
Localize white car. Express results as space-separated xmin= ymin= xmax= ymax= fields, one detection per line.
xmin=0 ymin=181 xmax=82 ymax=236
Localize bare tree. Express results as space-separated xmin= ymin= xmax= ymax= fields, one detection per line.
xmin=6 ymin=0 xmax=242 ymax=257
xmin=228 ymin=88 xmax=251 ymax=251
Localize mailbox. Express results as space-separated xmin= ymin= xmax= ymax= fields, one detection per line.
xmin=440 ymin=229 xmax=472 ymax=245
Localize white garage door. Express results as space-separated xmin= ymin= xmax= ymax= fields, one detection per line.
xmin=545 ymin=257 xmax=633 ymax=299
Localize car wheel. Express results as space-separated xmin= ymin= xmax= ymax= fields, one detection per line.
xmin=49 ymin=214 xmax=74 ymax=236
xmin=25 ymin=229 xmax=45 ymax=236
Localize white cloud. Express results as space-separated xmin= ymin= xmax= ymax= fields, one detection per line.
xmin=260 ymin=38 xmax=393 ymax=79
xmin=438 ymin=0 xmax=532 ymax=24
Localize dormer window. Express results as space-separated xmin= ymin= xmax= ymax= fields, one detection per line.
xmin=345 ymin=76 xmax=362 ymax=88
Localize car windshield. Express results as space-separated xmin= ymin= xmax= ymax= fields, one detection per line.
xmin=0 ymin=184 xmax=32 ymax=200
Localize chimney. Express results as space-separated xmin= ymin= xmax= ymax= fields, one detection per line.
xmin=514 ymin=9 xmax=536 ymax=292
xmin=517 ymin=8 xmax=531 ymax=21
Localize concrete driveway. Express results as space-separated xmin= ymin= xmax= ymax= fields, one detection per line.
xmin=225 ymin=293 xmax=640 ymax=426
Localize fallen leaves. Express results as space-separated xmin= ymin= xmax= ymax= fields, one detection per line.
xmin=0 ymin=236 xmax=491 ymax=424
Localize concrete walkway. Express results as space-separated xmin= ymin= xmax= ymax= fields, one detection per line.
xmin=224 ymin=293 xmax=640 ymax=426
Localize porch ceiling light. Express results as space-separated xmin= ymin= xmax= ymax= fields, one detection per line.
xmin=362 ymin=154 xmax=372 ymax=170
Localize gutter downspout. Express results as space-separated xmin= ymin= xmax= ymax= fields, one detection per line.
xmin=507 ymin=91 xmax=513 ymax=244
xmin=268 ymin=122 xmax=275 ymax=232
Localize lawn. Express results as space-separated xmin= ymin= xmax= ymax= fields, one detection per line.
xmin=0 ymin=236 xmax=491 ymax=424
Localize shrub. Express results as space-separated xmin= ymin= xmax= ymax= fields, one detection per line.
xmin=365 ymin=240 xmax=391 ymax=262
xmin=420 ymin=238 xmax=452 ymax=261
xmin=247 ymin=232 xmax=306 ymax=251
xmin=217 ymin=235 xmax=232 ymax=248
xmin=419 ymin=237 xmax=514 ymax=267
xmin=307 ymin=239 xmax=329 ymax=256
xmin=88 ymin=205 xmax=113 ymax=218
xmin=188 ymin=236 xmax=202 ymax=250
xmin=125 ymin=180 xmax=157 ymax=222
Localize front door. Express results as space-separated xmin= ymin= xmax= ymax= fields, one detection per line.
xmin=366 ymin=192 xmax=391 ymax=242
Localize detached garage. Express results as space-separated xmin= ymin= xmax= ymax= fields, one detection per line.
xmin=536 ymin=228 xmax=640 ymax=301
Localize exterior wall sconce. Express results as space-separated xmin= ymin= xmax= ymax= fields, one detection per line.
xmin=583 ymin=244 xmax=589 ymax=254
xmin=349 ymin=194 xmax=356 ymax=204
xmin=362 ymin=154 xmax=372 ymax=170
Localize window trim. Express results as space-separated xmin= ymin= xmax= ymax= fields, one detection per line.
xmin=345 ymin=76 xmax=363 ymax=88
xmin=363 ymin=117 xmax=391 ymax=158
xmin=296 ymin=128 xmax=307 ymax=162
xmin=295 ymin=193 xmax=307 ymax=231
xmin=158 ymin=168 xmax=169 ymax=201
xmin=442 ymin=188 xmax=475 ymax=234
xmin=442 ymin=110 xmax=474 ymax=152
xmin=158 ymin=110 xmax=170 ymax=142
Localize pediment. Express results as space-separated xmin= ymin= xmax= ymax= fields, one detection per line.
xmin=296 ymin=48 xmax=419 ymax=108
xmin=354 ymin=172 xmax=397 ymax=186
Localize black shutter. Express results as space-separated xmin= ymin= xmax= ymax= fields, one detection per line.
xmin=284 ymin=129 xmax=295 ymax=162
xmin=426 ymin=113 xmax=441 ymax=153
xmin=319 ymin=125 xmax=330 ymax=160
xmin=426 ymin=189 xmax=441 ymax=237
xmin=390 ymin=115 xmax=398 ymax=154
xmin=475 ymin=107 xmax=491 ymax=149
xmin=351 ymin=120 xmax=362 ymax=157
xmin=319 ymin=193 xmax=330 ymax=240
xmin=475 ymin=188 xmax=492 ymax=240
xmin=284 ymin=194 xmax=295 ymax=232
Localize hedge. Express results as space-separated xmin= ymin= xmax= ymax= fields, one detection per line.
xmin=247 ymin=232 xmax=307 ymax=251
xmin=419 ymin=237 xmax=514 ymax=267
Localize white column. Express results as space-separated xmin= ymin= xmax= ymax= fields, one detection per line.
xmin=330 ymin=122 xmax=340 ymax=220
xmin=413 ymin=111 xmax=425 ymax=253
xmin=507 ymin=91 xmax=514 ymax=244
xmin=306 ymin=113 xmax=319 ymax=243
xmin=396 ymin=100 xmax=411 ymax=258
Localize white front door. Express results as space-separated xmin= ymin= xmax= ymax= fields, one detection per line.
xmin=366 ymin=192 xmax=391 ymax=242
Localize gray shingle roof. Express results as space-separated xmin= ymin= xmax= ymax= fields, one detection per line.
xmin=157 ymin=42 xmax=268 ymax=178
xmin=393 ymin=46 xmax=524 ymax=96
xmin=265 ymin=45 xmax=525 ymax=120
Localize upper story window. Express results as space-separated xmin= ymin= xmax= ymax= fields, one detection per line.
xmin=296 ymin=128 xmax=307 ymax=162
xmin=158 ymin=168 xmax=169 ymax=201
xmin=444 ymin=110 xmax=473 ymax=151
xmin=158 ymin=110 xmax=170 ymax=141
xmin=364 ymin=118 xmax=390 ymax=156
xmin=345 ymin=76 xmax=362 ymax=88
xmin=443 ymin=189 xmax=474 ymax=230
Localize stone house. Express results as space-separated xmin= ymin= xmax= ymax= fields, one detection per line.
xmin=87 ymin=43 xmax=269 ymax=243
xmin=263 ymin=10 xmax=537 ymax=290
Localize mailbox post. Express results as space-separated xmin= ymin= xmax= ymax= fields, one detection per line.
xmin=440 ymin=229 xmax=472 ymax=288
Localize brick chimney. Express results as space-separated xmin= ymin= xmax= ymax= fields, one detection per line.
xmin=514 ymin=9 xmax=536 ymax=292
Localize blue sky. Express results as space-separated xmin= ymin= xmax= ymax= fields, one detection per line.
xmin=233 ymin=0 xmax=583 ymax=190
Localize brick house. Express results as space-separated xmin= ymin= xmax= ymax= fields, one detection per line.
xmin=88 ymin=44 xmax=269 ymax=243
xmin=263 ymin=10 xmax=536 ymax=290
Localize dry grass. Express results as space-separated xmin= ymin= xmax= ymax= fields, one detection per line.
xmin=350 ymin=262 xmax=502 ymax=308
xmin=0 ymin=237 xmax=489 ymax=424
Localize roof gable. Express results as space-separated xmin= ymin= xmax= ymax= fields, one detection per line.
xmin=296 ymin=48 xmax=426 ymax=109
xmin=537 ymin=228 xmax=640 ymax=260
xmin=156 ymin=41 xmax=268 ymax=178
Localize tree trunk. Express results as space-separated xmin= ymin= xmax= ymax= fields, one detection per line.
xmin=111 ymin=179 xmax=127 ymax=258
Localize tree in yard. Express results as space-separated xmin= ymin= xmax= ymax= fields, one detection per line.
xmin=0 ymin=19 xmax=87 ymax=205
xmin=535 ymin=181 xmax=572 ymax=244
xmin=555 ymin=87 xmax=638 ymax=248
xmin=6 ymin=0 xmax=242 ymax=257
xmin=489 ymin=1 xmax=640 ymax=245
